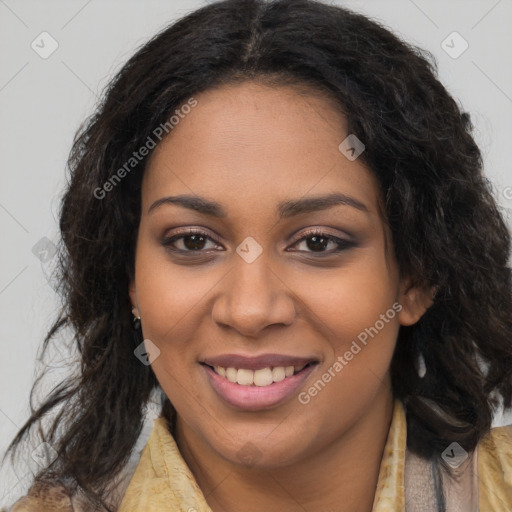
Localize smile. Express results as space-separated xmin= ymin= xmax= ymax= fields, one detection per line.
xmin=205 ymin=363 xmax=311 ymax=386
xmin=200 ymin=360 xmax=319 ymax=411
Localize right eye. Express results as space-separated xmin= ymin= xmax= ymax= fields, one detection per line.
xmin=161 ymin=228 xmax=223 ymax=253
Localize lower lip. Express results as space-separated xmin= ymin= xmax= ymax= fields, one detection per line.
xmin=201 ymin=363 xmax=318 ymax=411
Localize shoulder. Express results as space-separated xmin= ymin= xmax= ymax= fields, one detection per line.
xmin=6 ymin=481 xmax=74 ymax=512
xmin=477 ymin=423 xmax=512 ymax=511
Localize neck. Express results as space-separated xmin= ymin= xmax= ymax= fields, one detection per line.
xmin=175 ymin=386 xmax=394 ymax=512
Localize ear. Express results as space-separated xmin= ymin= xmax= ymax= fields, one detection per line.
xmin=129 ymin=279 xmax=140 ymax=317
xmin=397 ymin=279 xmax=436 ymax=326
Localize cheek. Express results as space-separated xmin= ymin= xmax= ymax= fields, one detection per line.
xmin=132 ymin=252 xmax=207 ymax=406
xmin=292 ymin=253 xmax=400 ymax=405
xmin=134 ymin=239 xmax=214 ymax=341
xmin=294 ymin=252 xmax=399 ymax=347
xmin=133 ymin=249 xmax=206 ymax=414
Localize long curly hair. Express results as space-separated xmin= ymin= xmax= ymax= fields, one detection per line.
xmin=3 ymin=0 xmax=511 ymax=510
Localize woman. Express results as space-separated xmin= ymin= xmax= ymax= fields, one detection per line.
xmin=2 ymin=0 xmax=511 ymax=510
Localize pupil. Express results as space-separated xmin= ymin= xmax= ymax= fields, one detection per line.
xmin=184 ymin=234 xmax=206 ymax=250
xmin=307 ymin=235 xmax=327 ymax=251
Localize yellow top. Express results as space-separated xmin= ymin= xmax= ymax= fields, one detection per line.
xmin=7 ymin=400 xmax=512 ymax=511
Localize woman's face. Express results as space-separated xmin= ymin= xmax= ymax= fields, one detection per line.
xmin=130 ymin=81 xmax=427 ymax=467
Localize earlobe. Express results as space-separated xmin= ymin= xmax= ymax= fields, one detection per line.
xmin=398 ymin=281 xmax=436 ymax=326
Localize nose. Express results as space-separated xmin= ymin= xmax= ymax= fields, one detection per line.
xmin=211 ymin=253 xmax=297 ymax=338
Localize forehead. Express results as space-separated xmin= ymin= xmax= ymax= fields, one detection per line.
xmin=142 ymin=81 xmax=381 ymax=219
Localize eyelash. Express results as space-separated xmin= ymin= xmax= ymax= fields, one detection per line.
xmin=161 ymin=228 xmax=355 ymax=255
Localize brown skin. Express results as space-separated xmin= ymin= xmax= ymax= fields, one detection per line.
xmin=129 ymin=81 xmax=432 ymax=511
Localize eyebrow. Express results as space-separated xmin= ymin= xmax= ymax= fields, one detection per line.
xmin=147 ymin=192 xmax=369 ymax=218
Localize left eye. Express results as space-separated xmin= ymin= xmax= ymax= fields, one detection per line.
xmin=161 ymin=229 xmax=353 ymax=254
xmin=290 ymin=231 xmax=353 ymax=253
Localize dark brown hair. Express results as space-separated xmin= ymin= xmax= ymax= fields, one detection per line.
xmin=3 ymin=0 xmax=511 ymax=510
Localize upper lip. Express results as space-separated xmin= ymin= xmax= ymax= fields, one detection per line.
xmin=201 ymin=353 xmax=319 ymax=371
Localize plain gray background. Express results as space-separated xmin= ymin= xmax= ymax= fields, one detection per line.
xmin=1 ymin=0 xmax=511 ymax=507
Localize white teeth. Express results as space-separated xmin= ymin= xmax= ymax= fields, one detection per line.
xmin=272 ymin=366 xmax=286 ymax=382
xmin=211 ymin=363 xmax=311 ymax=386
xmin=253 ymin=367 xmax=273 ymax=386
xmin=226 ymin=367 xmax=238 ymax=383
xmin=237 ymin=368 xmax=254 ymax=386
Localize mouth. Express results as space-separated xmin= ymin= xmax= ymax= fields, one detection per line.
xmin=199 ymin=355 xmax=320 ymax=411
